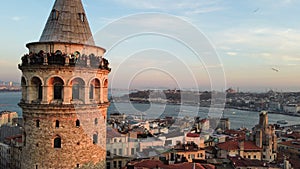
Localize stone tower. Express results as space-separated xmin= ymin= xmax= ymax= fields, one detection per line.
xmin=18 ymin=0 xmax=110 ymax=168
xmin=253 ymin=111 xmax=277 ymax=162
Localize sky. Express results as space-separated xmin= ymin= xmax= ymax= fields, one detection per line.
xmin=0 ymin=0 xmax=300 ymax=92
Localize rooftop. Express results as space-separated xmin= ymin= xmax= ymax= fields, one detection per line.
xmin=229 ymin=156 xmax=267 ymax=168
xmin=107 ymin=127 xmax=122 ymax=139
xmin=278 ymin=139 xmax=300 ymax=149
xmin=217 ymin=140 xmax=261 ymax=151
xmin=128 ymin=159 xmax=214 ymax=169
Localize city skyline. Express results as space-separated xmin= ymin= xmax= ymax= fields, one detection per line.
xmin=0 ymin=0 xmax=300 ymax=92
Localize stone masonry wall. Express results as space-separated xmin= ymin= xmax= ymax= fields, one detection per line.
xmin=21 ymin=104 xmax=108 ymax=169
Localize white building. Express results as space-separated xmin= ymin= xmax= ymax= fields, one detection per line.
xmin=283 ymin=104 xmax=300 ymax=114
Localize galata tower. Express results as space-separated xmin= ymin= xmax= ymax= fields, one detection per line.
xmin=18 ymin=0 xmax=110 ymax=168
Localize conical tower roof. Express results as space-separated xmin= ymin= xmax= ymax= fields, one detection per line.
xmin=39 ymin=0 xmax=95 ymax=46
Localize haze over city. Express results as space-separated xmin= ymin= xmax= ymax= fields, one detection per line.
xmin=1 ymin=0 xmax=300 ymax=91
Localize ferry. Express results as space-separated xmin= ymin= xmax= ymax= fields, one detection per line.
xmin=277 ymin=120 xmax=288 ymax=125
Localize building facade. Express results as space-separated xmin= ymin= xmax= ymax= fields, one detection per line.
xmin=0 ymin=111 xmax=18 ymax=127
xmin=252 ymin=111 xmax=277 ymax=162
xmin=18 ymin=0 xmax=110 ymax=168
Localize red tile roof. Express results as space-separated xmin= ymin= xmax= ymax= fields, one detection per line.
xmin=282 ymin=132 xmax=300 ymax=139
xmin=217 ymin=140 xmax=238 ymax=151
xmin=278 ymin=140 xmax=300 ymax=149
xmin=187 ymin=133 xmax=200 ymax=137
xmin=130 ymin=159 xmax=214 ymax=169
xmin=229 ymin=156 xmax=267 ymax=168
xmin=106 ymin=127 xmax=122 ymax=139
xmin=217 ymin=140 xmax=261 ymax=151
xmin=243 ymin=141 xmax=262 ymax=150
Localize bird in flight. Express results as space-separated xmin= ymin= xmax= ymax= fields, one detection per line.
xmin=272 ymin=67 xmax=279 ymax=72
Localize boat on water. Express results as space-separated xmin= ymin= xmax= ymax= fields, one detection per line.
xmin=277 ymin=120 xmax=288 ymax=124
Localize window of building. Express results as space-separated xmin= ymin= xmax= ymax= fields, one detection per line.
xmin=113 ymin=161 xmax=117 ymax=168
xmin=95 ymin=118 xmax=98 ymax=125
xmin=24 ymin=132 xmax=26 ymax=146
xmin=36 ymin=119 xmax=40 ymax=128
xmin=54 ymin=136 xmax=61 ymax=148
xmin=55 ymin=120 xmax=59 ymax=128
xmin=131 ymin=148 xmax=135 ymax=155
xmin=93 ymin=133 xmax=98 ymax=144
xmin=76 ymin=164 xmax=79 ymax=168
xmin=119 ymin=148 xmax=122 ymax=156
xmin=54 ymin=83 xmax=63 ymax=100
xmin=36 ymin=165 xmax=38 ymax=169
xmin=51 ymin=9 xmax=59 ymax=20
xmin=31 ymin=77 xmax=43 ymax=101
xmin=72 ymin=84 xmax=80 ymax=100
xmin=118 ymin=161 xmax=122 ymax=168
xmin=78 ymin=13 xmax=85 ymax=22
xmin=76 ymin=119 xmax=80 ymax=127
xmin=254 ymin=155 xmax=256 ymax=159
xmin=113 ymin=149 xmax=117 ymax=155
xmin=107 ymin=151 xmax=111 ymax=157
xmin=71 ymin=78 xmax=85 ymax=100
xmin=106 ymin=162 xmax=111 ymax=169
xmin=89 ymin=84 xmax=94 ymax=99
xmin=248 ymin=155 xmax=251 ymax=159
xmin=38 ymin=85 xmax=42 ymax=100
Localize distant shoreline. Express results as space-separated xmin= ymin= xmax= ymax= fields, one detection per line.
xmin=0 ymin=90 xmax=21 ymax=92
xmin=112 ymin=100 xmax=300 ymax=118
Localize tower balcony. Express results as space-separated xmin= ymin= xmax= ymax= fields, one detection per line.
xmin=18 ymin=51 xmax=111 ymax=71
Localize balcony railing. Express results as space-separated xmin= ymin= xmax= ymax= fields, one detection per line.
xmin=19 ymin=51 xmax=110 ymax=71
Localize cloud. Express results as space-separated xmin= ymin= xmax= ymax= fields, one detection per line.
xmin=226 ymin=52 xmax=237 ymax=56
xmin=213 ymin=27 xmax=300 ymax=64
xmin=113 ymin=0 xmax=223 ymax=14
xmin=11 ymin=16 xmax=22 ymax=21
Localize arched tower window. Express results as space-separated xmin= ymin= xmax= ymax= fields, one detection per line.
xmin=55 ymin=120 xmax=59 ymax=128
xmin=31 ymin=77 xmax=43 ymax=101
xmin=54 ymin=83 xmax=63 ymax=100
xmin=71 ymin=78 xmax=85 ymax=100
xmin=90 ymin=79 xmax=100 ymax=101
xmin=104 ymin=79 xmax=108 ymax=88
xmin=76 ymin=119 xmax=80 ymax=127
xmin=72 ymin=84 xmax=80 ymax=99
xmin=54 ymin=136 xmax=61 ymax=148
xmin=89 ymin=84 xmax=94 ymax=99
xmin=93 ymin=133 xmax=98 ymax=144
xmin=49 ymin=77 xmax=64 ymax=100
xmin=94 ymin=118 xmax=98 ymax=125
xmin=21 ymin=77 xmax=27 ymax=101
xmin=103 ymin=79 xmax=109 ymax=102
